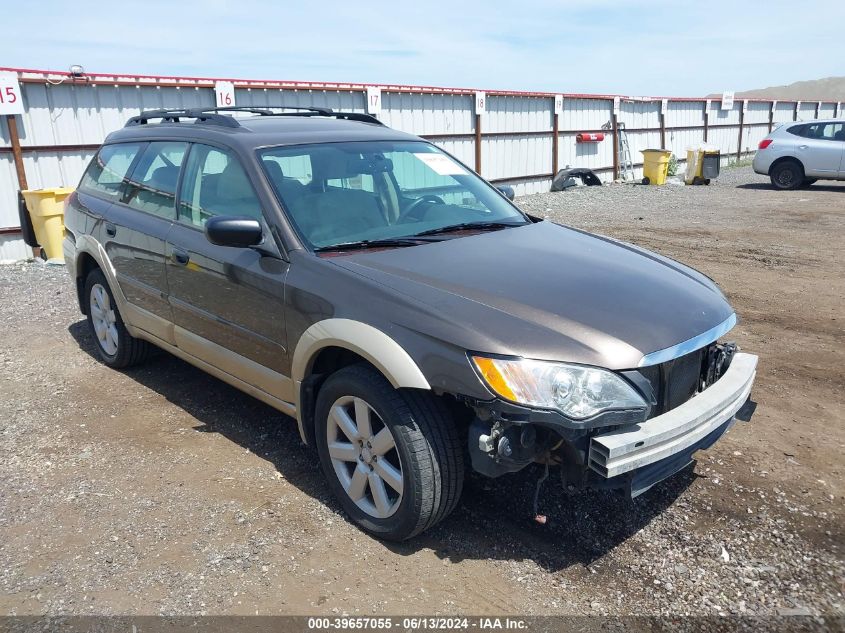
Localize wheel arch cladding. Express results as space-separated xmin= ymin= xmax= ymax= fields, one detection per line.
xmin=292 ymin=319 xmax=431 ymax=390
xmin=73 ymin=236 xmax=129 ymax=316
xmin=75 ymin=251 xmax=100 ymax=314
xmin=292 ymin=319 xmax=432 ymax=444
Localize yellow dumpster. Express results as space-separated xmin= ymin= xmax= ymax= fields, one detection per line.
xmin=640 ymin=149 xmax=672 ymax=185
xmin=21 ymin=188 xmax=74 ymax=261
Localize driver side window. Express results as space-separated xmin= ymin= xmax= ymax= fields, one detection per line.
xmin=178 ymin=144 xmax=263 ymax=227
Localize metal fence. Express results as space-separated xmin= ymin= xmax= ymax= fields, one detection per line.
xmin=1 ymin=66 xmax=841 ymax=262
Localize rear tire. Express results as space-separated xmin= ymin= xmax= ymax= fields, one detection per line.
xmin=84 ymin=268 xmax=150 ymax=368
xmin=315 ymin=364 xmax=463 ymax=541
xmin=770 ymin=160 xmax=803 ymax=190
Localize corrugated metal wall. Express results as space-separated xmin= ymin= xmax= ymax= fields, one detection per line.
xmin=818 ymin=102 xmax=837 ymax=119
xmin=1 ymin=68 xmax=840 ymax=261
xmin=665 ymin=100 xmax=708 ymax=166
xmin=797 ymin=101 xmax=818 ymax=121
xmin=773 ymin=102 xmax=796 ymax=123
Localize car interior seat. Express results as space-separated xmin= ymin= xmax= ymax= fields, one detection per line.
xmin=284 ymin=151 xmax=387 ymax=245
xmin=136 ymin=165 xmax=178 ymax=211
xmin=212 ymin=162 xmax=261 ymax=218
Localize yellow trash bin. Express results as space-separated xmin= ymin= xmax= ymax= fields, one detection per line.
xmin=686 ymin=147 xmax=721 ymax=185
xmin=640 ymin=149 xmax=672 ymax=185
xmin=685 ymin=148 xmax=703 ymax=185
xmin=21 ymin=188 xmax=74 ymax=261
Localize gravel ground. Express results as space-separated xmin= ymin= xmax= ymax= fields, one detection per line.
xmin=519 ymin=163 xmax=778 ymax=229
xmin=0 ymin=166 xmax=843 ymax=619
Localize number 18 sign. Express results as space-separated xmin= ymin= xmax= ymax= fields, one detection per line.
xmin=0 ymin=72 xmax=24 ymax=115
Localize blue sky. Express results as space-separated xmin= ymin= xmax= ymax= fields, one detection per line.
xmin=2 ymin=0 xmax=843 ymax=96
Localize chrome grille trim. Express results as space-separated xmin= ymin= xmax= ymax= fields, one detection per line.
xmin=637 ymin=313 xmax=737 ymax=368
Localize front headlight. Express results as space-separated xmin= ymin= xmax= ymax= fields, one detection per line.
xmin=471 ymin=355 xmax=647 ymax=420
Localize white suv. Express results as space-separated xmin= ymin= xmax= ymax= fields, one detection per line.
xmin=753 ymin=119 xmax=845 ymax=189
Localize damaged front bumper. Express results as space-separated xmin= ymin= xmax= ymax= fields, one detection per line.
xmin=588 ymin=352 xmax=758 ymax=493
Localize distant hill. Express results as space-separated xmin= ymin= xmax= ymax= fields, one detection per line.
xmin=710 ymin=77 xmax=845 ymax=101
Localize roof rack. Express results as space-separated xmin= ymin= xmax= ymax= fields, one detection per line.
xmin=125 ymin=106 xmax=384 ymax=128
xmin=125 ymin=109 xmax=241 ymax=128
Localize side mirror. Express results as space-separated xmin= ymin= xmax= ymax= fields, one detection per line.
xmin=497 ymin=185 xmax=515 ymax=201
xmin=205 ymin=216 xmax=263 ymax=248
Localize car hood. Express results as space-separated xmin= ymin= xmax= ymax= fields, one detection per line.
xmin=332 ymin=222 xmax=735 ymax=370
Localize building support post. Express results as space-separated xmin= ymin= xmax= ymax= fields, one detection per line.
xmin=5 ymin=114 xmax=38 ymax=257
xmin=474 ymin=114 xmax=482 ymax=175
xmin=611 ymin=113 xmax=619 ymax=181
xmin=6 ymin=115 xmax=28 ymax=191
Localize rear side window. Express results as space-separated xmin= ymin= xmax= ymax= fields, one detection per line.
xmin=178 ymin=144 xmax=263 ymax=227
xmin=121 ymin=142 xmax=188 ymax=219
xmin=79 ymin=143 xmax=143 ymax=199
xmin=788 ymin=122 xmax=845 ymax=140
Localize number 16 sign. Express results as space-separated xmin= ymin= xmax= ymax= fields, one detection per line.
xmin=215 ymin=81 xmax=236 ymax=108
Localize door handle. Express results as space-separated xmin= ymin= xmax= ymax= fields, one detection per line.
xmin=105 ymin=222 xmax=116 ymax=237
xmin=171 ymin=248 xmax=190 ymax=266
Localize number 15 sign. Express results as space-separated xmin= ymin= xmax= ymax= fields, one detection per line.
xmin=0 ymin=72 xmax=24 ymax=115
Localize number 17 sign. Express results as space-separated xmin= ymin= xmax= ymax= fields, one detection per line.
xmin=0 ymin=72 xmax=24 ymax=115
xmin=366 ymin=87 xmax=381 ymax=116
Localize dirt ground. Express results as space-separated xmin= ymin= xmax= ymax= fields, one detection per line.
xmin=0 ymin=166 xmax=842 ymax=618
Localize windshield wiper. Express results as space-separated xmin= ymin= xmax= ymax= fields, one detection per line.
xmin=313 ymin=237 xmax=426 ymax=252
xmin=409 ymin=221 xmax=527 ymax=237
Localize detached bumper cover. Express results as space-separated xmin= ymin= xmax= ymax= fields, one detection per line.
xmin=589 ymin=352 xmax=758 ymax=479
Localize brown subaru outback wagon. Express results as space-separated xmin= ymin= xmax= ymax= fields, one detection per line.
xmin=64 ymin=106 xmax=757 ymax=540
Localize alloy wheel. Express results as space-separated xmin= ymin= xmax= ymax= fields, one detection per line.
xmin=89 ymin=283 xmax=119 ymax=356
xmin=326 ymin=395 xmax=404 ymax=518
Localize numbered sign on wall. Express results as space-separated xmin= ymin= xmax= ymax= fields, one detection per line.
xmin=0 ymin=72 xmax=24 ymax=115
xmin=475 ymin=91 xmax=486 ymax=115
xmin=366 ymin=87 xmax=381 ymax=115
xmin=554 ymin=95 xmax=563 ymax=116
xmin=215 ymin=81 xmax=236 ymax=108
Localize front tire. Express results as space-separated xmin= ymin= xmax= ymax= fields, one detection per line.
xmin=315 ymin=364 xmax=463 ymax=540
xmin=84 ymin=269 xmax=150 ymax=368
xmin=770 ymin=160 xmax=803 ymax=190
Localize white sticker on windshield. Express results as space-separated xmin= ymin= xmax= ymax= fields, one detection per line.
xmin=413 ymin=153 xmax=468 ymax=176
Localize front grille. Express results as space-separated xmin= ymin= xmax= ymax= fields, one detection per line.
xmin=666 ymin=349 xmax=704 ymax=410
xmin=634 ymin=342 xmax=735 ymax=417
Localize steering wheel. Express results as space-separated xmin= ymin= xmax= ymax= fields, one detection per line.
xmin=397 ymin=194 xmax=445 ymax=224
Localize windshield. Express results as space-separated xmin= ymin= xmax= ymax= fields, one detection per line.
xmin=258 ymin=141 xmax=528 ymax=250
